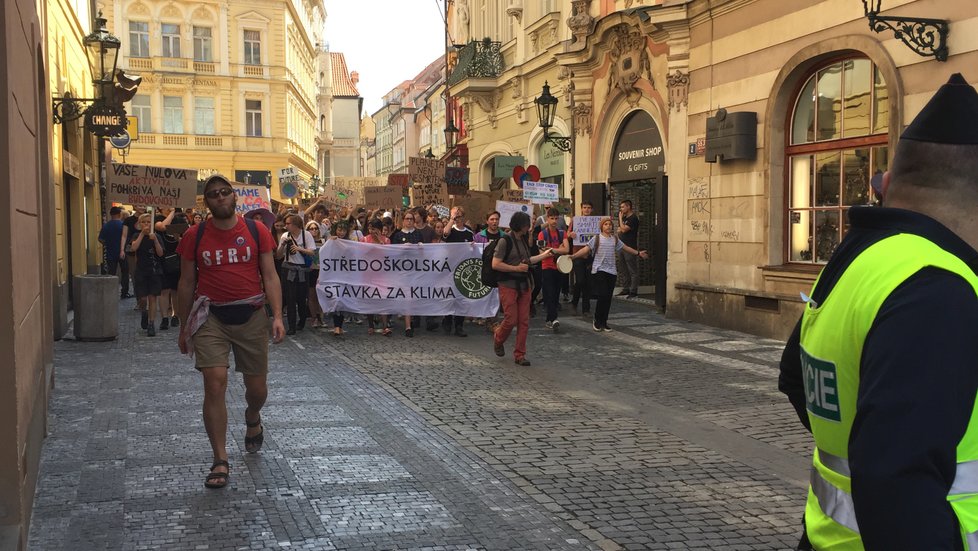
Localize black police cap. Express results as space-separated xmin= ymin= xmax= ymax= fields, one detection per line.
xmin=901 ymin=73 xmax=978 ymax=145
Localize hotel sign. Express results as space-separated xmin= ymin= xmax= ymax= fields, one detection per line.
xmin=85 ymin=104 xmax=127 ymax=137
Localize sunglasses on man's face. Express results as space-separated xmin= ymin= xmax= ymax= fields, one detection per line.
xmin=204 ymin=187 xmax=234 ymax=199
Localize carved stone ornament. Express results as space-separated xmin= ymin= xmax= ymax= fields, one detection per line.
xmin=471 ymin=91 xmax=502 ymax=129
xmin=667 ymin=70 xmax=689 ymax=111
xmin=624 ymin=0 xmax=648 ymax=7
xmin=573 ymin=103 xmax=592 ymax=137
xmin=566 ymin=0 xmax=595 ymax=42
xmin=510 ymin=77 xmax=523 ymax=99
xmin=506 ymin=1 xmax=523 ymax=23
xmin=462 ymin=104 xmax=474 ymax=138
xmin=606 ymin=24 xmax=653 ymax=106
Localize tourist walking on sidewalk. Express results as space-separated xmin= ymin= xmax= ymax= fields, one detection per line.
xmin=176 ymin=174 xmax=284 ymax=490
xmin=568 ymin=217 xmax=648 ymax=331
xmin=492 ymin=211 xmax=555 ymax=366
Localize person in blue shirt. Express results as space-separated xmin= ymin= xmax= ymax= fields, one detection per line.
xmin=98 ymin=206 xmax=129 ymax=298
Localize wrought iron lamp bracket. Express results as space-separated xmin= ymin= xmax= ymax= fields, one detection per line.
xmin=544 ymin=130 xmax=572 ymax=152
xmin=53 ymin=93 xmax=101 ymax=124
xmin=863 ymin=2 xmax=948 ymax=62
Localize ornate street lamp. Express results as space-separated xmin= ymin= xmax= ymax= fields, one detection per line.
xmin=53 ymin=12 xmax=122 ymax=124
xmin=862 ymin=0 xmax=948 ymax=61
xmin=444 ymin=120 xmax=459 ymax=150
xmin=310 ymin=175 xmax=321 ymax=196
xmin=535 ymin=82 xmax=571 ymax=152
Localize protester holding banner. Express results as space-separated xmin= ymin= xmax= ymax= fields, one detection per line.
xmin=362 ymin=219 xmax=393 ymax=337
xmin=569 ymin=217 xmax=649 ymax=331
xmin=388 ymin=211 xmax=425 ymax=337
xmin=305 ymin=221 xmax=325 ymax=329
xmin=568 ymin=201 xmax=596 ymax=315
xmin=492 ymin=211 xmax=555 ymax=366
xmin=325 ymin=221 xmax=354 ymax=336
xmin=442 ymin=206 xmax=475 ymax=337
xmin=130 ymin=213 xmax=166 ymax=336
xmin=414 ymin=207 xmax=437 ymax=243
xmin=277 ymin=215 xmax=316 ymax=335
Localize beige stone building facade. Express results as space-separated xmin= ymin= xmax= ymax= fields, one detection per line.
xmin=103 ymin=0 xmax=324 ymax=200
xmin=447 ymin=0 xmax=976 ymax=339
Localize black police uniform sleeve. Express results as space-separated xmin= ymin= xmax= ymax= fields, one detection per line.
xmin=778 ymin=315 xmax=811 ymax=432
xmin=850 ymin=268 xmax=978 ymax=551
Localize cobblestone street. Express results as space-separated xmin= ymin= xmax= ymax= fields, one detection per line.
xmin=29 ymin=298 xmax=809 ymax=550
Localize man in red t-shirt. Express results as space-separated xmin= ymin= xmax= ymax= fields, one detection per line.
xmin=536 ymin=207 xmax=570 ymax=332
xmin=176 ymin=174 xmax=284 ymax=490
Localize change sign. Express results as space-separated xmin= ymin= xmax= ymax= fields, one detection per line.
xmin=108 ymin=163 xmax=197 ymax=208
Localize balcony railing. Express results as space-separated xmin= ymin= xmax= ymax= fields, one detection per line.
xmin=194 ymin=61 xmax=216 ymax=73
xmin=447 ymin=38 xmax=504 ymax=86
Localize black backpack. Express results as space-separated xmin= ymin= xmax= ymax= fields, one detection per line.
xmin=481 ymin=233 xmax=512 ymax=288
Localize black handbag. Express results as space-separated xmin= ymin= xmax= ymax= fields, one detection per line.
xmin=209 ymin=304 xmax=258 ymax=325
xmin=162 ymin=253 xmax=181 ymax=274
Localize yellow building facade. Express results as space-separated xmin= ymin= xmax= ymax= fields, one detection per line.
xmin=104 ymin=0 xmax=324 ymax=201
xmin=448 ymin=0 xmax=978 ymax=339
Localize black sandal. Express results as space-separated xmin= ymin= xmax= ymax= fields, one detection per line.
xmin=245 ymin=410 xmax=264 ymax=453
xmin=204 ymin=460 xmax=230 ymax=489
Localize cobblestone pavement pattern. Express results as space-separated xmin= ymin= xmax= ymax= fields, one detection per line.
xmin=29 ymin=297 xmax=809 ymax=550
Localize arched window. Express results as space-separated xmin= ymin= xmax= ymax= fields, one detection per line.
xmin=787 ymin=57 xmax=889 ymax=264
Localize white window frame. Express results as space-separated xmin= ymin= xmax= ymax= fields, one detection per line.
xmin=163 ymin=96 xmax=184 ymax=134
xmin=245 ymin=99 xmax=262 ymax=137
xmin=194 ymin=97 xmax=215 ymax=135
xmin=161 ymin=23 xmax=181 ymax=58
xmin=193 ymin=26 xmax=212 ymax=62
xmin=129 ymin=21 xmax=150 ymax=58
xmin=243 ymin=30 xmax=262 ymax=65
xmin=129 ymin=94 xmax=152 ymax=133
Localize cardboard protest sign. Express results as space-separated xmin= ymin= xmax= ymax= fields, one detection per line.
xmin=432 ymin=204 xmax=451 ymax=219
xmin=108 ymin=163 xmax=197 ymax=208
xmin=522 ymin=181 xmax=559 ymax=204
xmin=329 ymin=176 xmax=382 ymax=207
xmin=411 ymin=182 xmax=450 ymax=206
xmin=388 ymin=173 xmax=410 ymax=188
xmin=554 ymin=198 xmax=573 ymax=215
xmin=501 ymin=189 xmax=524 ymax=202
xmin=496 ymin=200 xmax=533 ymax=229
xmin=572 ymin=216 xmax=603 ymax=246
xmin=233 ymin=184 xmax=272 ymax=214
xmin=409 ymin=157 xmax=446 ymax=185
xmin=445 ymin=167 xmax=470 ymax=195
xmin=454 ymin=191 xmax=495 ymax=225
xmin=364 ymin=186 xmax=404 ymax=211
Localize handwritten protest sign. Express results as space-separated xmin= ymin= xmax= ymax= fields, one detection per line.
xmin=409 ymin=157 xmax=446 ymax=185
xmin=454 ymin=191 xmax=495 ymax=225
xmin=329 ymin=176 xmax=382 ymax=207
xmin=233 ymin=184 xmax=272 ymax=214
xmin=445 ymin=166 xmax=470 ymax=195
xmin=108 ymin=163 xmax=197 ymax=208
xmin=388 ymin=173 xmax=410 ymax=188
xmin=432 ymin=204 xmax=451 ymax=219
xmin=572 ymin=216 xmax=603 ymax=245
xmin=364 ymin=186 xmax=404 ymax=211
xmin=496 ymin=200 xmax=533 ymax=229
xmin=501 ymin=189 xmax=524 ymax=202
xmin=522 ymin=181 xmax=559 ymax=204
xmin=411 ymin=182 xmax=450 ymax=206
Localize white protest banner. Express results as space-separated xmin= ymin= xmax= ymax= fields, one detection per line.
xmin=496 ymin=200 xmax=533 ymax=229
xmin=316 ymin=239 xmax=498 ymax=317
xmin=572 ymin=216 xmax=604 ymax=246
xmin=108 ymin=163 xmax=197 ymax=208
xmin=522 ymin=181 xmax=559 ymax=204
xmin=233 ymin=184 xmax=272 ymax=214
xmin=363 ymin=186 xmax=404 ymax=211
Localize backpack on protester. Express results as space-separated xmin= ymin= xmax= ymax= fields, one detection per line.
xmin=481 ymin=234 xmax=514 ymax=288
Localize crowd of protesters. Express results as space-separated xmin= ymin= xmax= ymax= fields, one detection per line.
xmin=100 ymin=196 xmax=648 ymax=348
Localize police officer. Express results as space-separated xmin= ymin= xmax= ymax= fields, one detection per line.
xmin=780 ymin=74 xmax=978 ymax=550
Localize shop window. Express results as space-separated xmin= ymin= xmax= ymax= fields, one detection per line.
xmin=786 ymin=58 xmax=889 ymax=264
